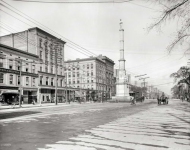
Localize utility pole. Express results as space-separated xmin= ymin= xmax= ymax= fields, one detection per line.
xmin=139 ymin=77 xmax=150 ymax=87
xmin=54 ymin=41 xmax=58 ymax=105
xmin=139 ymin=77 xmax=149 ymax=97
xmin=19 ymin=59 xmax=22 ymax=107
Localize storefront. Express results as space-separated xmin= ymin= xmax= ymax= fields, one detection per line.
xmin=23 ymin=88 xmax=38 ymax=104
xmin=39 ymin=87 xmax=69 ymax=103
xmin=0 ymin=86 xmax=19 ymax=94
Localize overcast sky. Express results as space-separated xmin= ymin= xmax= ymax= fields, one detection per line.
xmin=0 ymin=0 xmax=189 ymax=95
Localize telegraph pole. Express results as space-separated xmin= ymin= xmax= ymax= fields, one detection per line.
xmin=19 ymin=60 xmax=22 ymax=107
xmin=54 ymin=41 xmax=58 ymax=105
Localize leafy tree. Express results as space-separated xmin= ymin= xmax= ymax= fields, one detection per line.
xmin=149 ymin=0 xmax=190 ymax=53
xmin=171 ymin=84 xmax=185 ymax=98
xmin=170 ymin=66 xmax=190 ymax=86
xmin=130 ymin=85 xmax=148 ymax=97
xmin=170 ymin=66 xmax=190 ymax=98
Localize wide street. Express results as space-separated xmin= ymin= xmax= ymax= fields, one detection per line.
xmin=0 ymin=99 xmax=189 ymax=150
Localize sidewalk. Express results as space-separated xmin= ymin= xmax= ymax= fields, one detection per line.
xmin=0 ymin=102 xmax=80 ymax=113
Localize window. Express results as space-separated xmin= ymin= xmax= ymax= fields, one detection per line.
xmin=17 ymin=61 xmax=21 ymax=71
xmin=50 ymin=51 xmax=53 ymax=61
xmin=9 ymin=60 xmax=13 ymax=69
xmin=26 ymin=77 xmax=29 ymax=86
xmin=32 ymin=65 xmax=35 ymax=73
xmin=46 ymin=77 xmax=49 ymax=85
xmin=68 ymin=72 xmax=71 ymax=78
xmin=73 ymin=80 xmax=75 ymax=84
xmin=45 ymin=65 xmax=48 ymax=72
xmin=77 ymin=80 xmax=80 ymax=84
xmin=40 ymin=66 xmax=42 ymax=71
xmin=77 ymin=73 xmax=79 ymax=77
xmin=91 ymin=72 xmax=93 ymax=76
xmin=83 ymin=65 xmax=85 ymax=69
xmin=51 ymin=78 xmax=54 ymax=86
xmin=87 ymin=80 xmax=89 ymax=83
xmin=17 ymin=76 xmax=20 ymax=85
xmin=0 ymin=73 xmax=3 ymax=83
xmin=40 ymin=76 xmax=43 ymax=85
xmin=51 ymin=66 xmax=53 ymax=73
xmin=25 ymin=63 xmax=28 ymax=72
xmin=39 ymin=39 xmax=42 ymax=48
xmin=91 ymin=80 xmax=93 ymax=83
xmin=87 ymin=64 xmax=89 ymax=69
xmin=9 ymin=74 xmax=13 ymax=84
xmin=91 ymin=64 xmax=93 ymax=69
xmin=0 ymin=58 xmax=3 ymax=68
xmin=60 ymin=79 xmax=62 ymax=87
xmin=40 ymin=51 xmax=42 ymax=59
xmin=87 ymin=72 xmax=89 ymax=76
xmin=32 ymin=78 xmax=35 ymax=86
xmin=73 ymin=73 xmax=75 ymax=77
xmin=45 ymin=52 xmax=48 ymax=61
xmin=60 ymin=68 xmax=62 ymax=75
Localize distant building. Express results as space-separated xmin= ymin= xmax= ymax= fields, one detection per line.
xmin=64 ymin=55 xmax=115 ymax=99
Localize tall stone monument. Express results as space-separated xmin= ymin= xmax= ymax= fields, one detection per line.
xmin=113 ymin=20 xmax=130 ymax=101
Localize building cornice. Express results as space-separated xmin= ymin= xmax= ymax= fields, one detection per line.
xmin=38 ymin=71 xmax=65 ymax=78
xmin=65 ymin=57 xmax=105 ymax=64
xmin=29 ymin=27 xmax=66 ymax=45
xmin=0 ymin=44 xmax=39 ymax=60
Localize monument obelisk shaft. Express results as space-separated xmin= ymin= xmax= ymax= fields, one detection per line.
xmin=119 ymin=21 xmax=125 ymax=70
xmin=114 ymin=20 xmax=130 ymax=101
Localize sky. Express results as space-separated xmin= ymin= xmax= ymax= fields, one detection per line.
xmin=0 ymin=0 xmax=189 ymax=95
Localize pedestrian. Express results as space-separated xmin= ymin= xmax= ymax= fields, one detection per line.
xmin=157 ymin=96 xmax=160 ymax=105
xmin=32 ymin=98 xmax=36 ymax=105
xmin=130 ymin=96 xmax=135 ymax=105
xmin=180 ymin=96 xmax=183 ymax=102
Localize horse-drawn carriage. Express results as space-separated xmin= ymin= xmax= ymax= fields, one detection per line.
xmin=129 ymin=91 xmax=145 ymax=103
xmin=157 ymin=95 xmax=168 ymax=105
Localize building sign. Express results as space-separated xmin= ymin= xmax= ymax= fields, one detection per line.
xmin=0 ymin=68 xmax=38 ymax=77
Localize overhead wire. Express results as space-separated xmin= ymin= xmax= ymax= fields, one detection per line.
xmin=11 ymin=0 xmax=133 ymax=4
xmin=1 ymin=0 xmax=98 ymax=57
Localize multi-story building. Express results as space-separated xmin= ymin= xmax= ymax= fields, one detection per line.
xmin=64 ymin=55 xmax=115 ymax=99
xmin=0 ymin=27 xmax=66 ymax=103
xmin=0 ymin=44 xmax=39 ymax=103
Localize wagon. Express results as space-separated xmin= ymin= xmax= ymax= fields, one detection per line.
xmin=158 ymin=97 xmax=168 ymax=105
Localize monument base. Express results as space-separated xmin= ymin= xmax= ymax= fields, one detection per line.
xmin=109 ymin=96 xmax=131 ymax=103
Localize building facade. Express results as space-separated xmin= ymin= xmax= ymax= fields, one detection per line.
xmin=0 ymin=27 xmax=66 ymax=103
xmin=64 ymin=55 xmax=115 ymax=100
xmin=0 ymin=44 xmax=39 ymax=103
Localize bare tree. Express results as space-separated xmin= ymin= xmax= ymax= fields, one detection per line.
xmin=149 ymin=0 xmax=190 ymax=53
